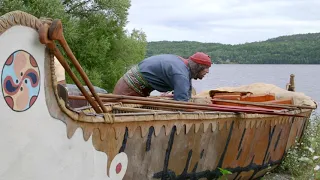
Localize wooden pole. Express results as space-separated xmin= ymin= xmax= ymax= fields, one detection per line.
xmin=211 ymin=99 xmax=316 ymax=110
xmin=68 ymin=95 xmax=306 ymax=117
xmin=94 ymin=93 xmax=316 ymax=110
xmin=69 ymin=95 xmax=275 ymax=112
xmin=38 ymin=24 xmax=102 ymax=113
xmin=112 ymin=106 xmax=171 ymax=113
xmin=289 ymin=74 xmax=295 ymax=91
xmin=47 ymin=19 xmax=108 ymax=113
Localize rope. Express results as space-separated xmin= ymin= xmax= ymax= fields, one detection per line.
xmin=0 ymin=11 xmax=43 ymax=35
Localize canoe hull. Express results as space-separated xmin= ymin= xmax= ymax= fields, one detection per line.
xmin=62 ymin=110 xmax=310 ymax=180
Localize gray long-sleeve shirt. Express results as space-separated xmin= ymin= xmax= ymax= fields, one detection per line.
xmin=138 ymin=54 xmax=192 ymax=101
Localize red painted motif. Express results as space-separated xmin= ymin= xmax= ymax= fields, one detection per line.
xmin=116 ymin=163 xmax=122 ymax=174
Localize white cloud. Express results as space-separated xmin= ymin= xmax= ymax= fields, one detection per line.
xmin=125 ymin=0 xmax=320 ymax=44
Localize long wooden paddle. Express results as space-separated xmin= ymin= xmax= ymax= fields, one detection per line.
xmin=38 ymin=23 xmax=103 ymax=113
xmin=211 ymin=99 xmax=316 ymax=110
xmin=46 ymin=19 xmax=108 ymax=113
xmin=94 ymin=93 xmax=314 ymax=112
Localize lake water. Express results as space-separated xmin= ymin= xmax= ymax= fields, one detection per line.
xmin=192 ymin=64 xmax=320 ymax=114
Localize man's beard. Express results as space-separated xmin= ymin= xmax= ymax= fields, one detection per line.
xmin=197 ymin=75 xmax=204 ymax=80
xmin=188 ymin=60 xmax=207 ymax=79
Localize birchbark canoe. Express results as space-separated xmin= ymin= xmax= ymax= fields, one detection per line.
xmin=0 ymin=11 xmax=317 ymax=180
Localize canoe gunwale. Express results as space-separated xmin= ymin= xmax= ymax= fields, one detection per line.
xmin=52 ymin=84 xmax=309 ymax=124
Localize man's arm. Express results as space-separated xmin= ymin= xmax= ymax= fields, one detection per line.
xmin=172 ymin=74 xmax=191 ymax=101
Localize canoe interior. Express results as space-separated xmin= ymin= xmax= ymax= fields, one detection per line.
xmin=58 ymin=85 xmax=295 ymax=114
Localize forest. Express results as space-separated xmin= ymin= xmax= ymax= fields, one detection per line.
xmin=147 ymin=33 xmax=320 ymax=64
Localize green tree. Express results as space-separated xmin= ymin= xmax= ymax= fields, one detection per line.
xmin=0 ymin=0 xmax=147 ymax=92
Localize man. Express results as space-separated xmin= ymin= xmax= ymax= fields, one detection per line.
xmin=113 ymin=52 xmax=211 ymax=101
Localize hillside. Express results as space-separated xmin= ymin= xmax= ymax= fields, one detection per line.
xmin=146 ymin=33 xmax=320 ymax=64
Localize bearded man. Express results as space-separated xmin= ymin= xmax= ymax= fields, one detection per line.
xmin=113 ymin=52 xmax=212 ymax=101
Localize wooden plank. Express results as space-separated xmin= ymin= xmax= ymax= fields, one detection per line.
xmin=240 ymin=94 xmax=276 ymax=102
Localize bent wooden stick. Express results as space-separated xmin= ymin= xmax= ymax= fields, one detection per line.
xmin=47 ymin=19 xmax=108 ymax=113
xmin=112 ymin=106 xmax=171 ymax=113
xmin=106 ymin=98 xmax=276 ymax=112
xmin=69 ymin=95 xmax=305 ymax=117
xmin=94 ymin=93 xmax=301 ymax=112
xmin=38 ymin=23 xmax=102 ymax=113
xmin=211 ymin=99 xmax=316 ymax=110
xmin=102 ymin=98 xmax=291 ymax=114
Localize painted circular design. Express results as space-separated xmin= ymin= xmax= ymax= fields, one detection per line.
xmin=109 ymin=152 xmax=128 ymax=179
xmin=1 ymin=50 xmax=40 ymax=112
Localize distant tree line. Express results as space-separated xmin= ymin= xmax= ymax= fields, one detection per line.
xmin=147 ymin=33 xmax=320 ymax=64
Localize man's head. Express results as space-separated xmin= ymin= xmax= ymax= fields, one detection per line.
xmin=188 ymin=52 xmax=211 ymax=80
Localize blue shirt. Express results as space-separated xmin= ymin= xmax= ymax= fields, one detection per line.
xmin=138 ymin=54 xmax=192 ymax=101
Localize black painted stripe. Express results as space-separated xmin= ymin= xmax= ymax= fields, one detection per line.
xmin=233 ymin=173 xmax=240 ymax=180
xmin=266 ymin=152 xmax=270 ymax=162
xmin=146 ymin=126 xmax=154 ymax=152
xmin=190 ymin=161 xmax=199 ymax=180
xmin=183 ymin=150 xmax=193 ymax=174
xmin=217 ymin=121 xmax=235 ymax=168
xmin=236 ymin=148 xmax=242 ymax=160
xmin=298 ymin=117 xmax=308 ymax=141
xmin=274 ymin=129 xmax=282 ymax=151
xmin=262 ymin=126 xmax=276 ymax=164
xmin=250 ymin=126 xmax=276 ymax=180
xmin=177 ymin=150 xmax=193 ymax=180
xmin=200 ymin=149 xmax=205 ymax=159
xmin=290 ymin=116 xmax=295 ymax=124
xmin=190 ymin=150 xmax=205 ymax=180
xmin=238 ymin=128 xmax=246 ymax=151
xmin=250 ymin=155 xmax=255 ymax=164
xmin=284 ymin=117 xmax=295 ymax=156
xmin=161 ymin=126 xmax=177 ymax=180
xmin=119 ymin=127 xmax=128 ymax=153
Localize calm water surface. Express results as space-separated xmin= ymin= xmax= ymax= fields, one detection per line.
xmin=192 ymin=64 xmax=320 ymax=114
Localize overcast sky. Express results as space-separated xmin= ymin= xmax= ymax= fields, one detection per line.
xmin=125 ymin=0 xmax=320 ymax=44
